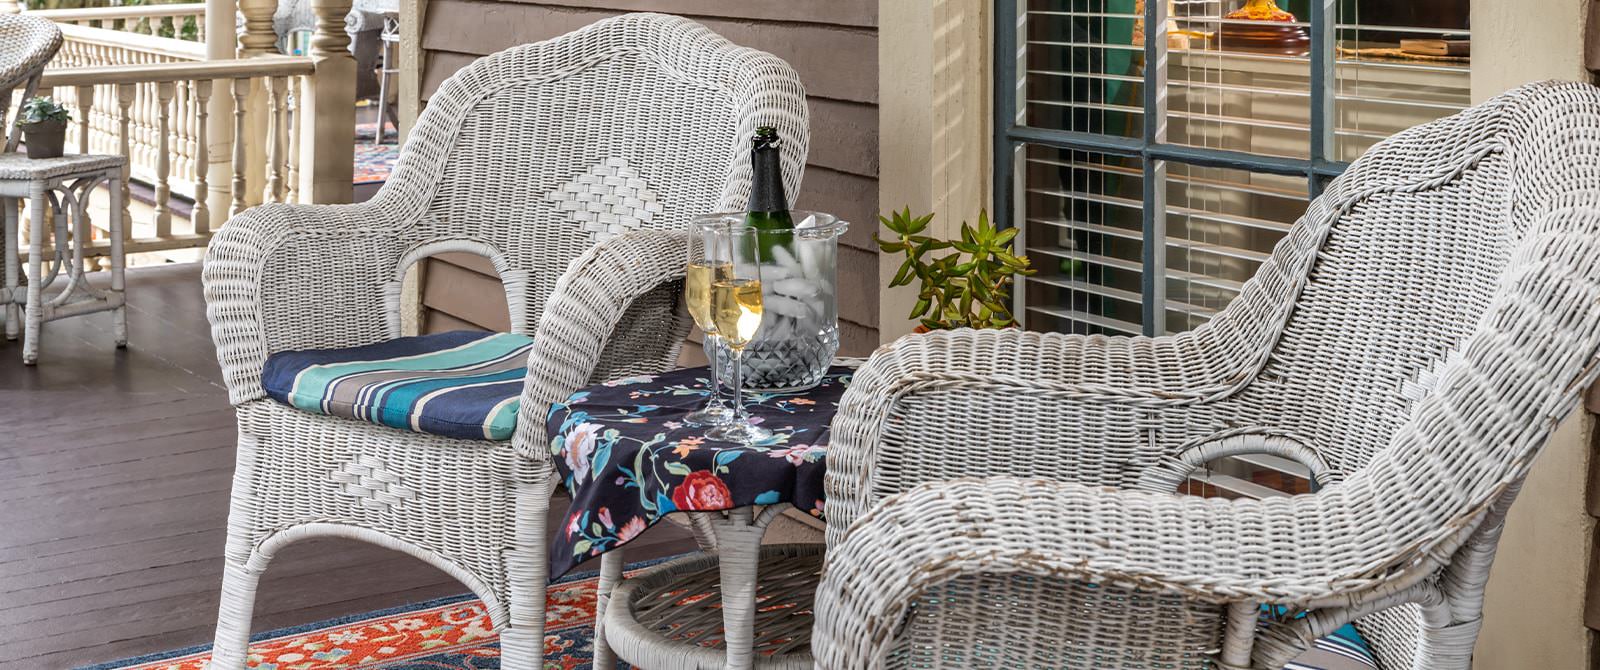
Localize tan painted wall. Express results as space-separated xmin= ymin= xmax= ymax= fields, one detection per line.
xmin=411 ymin=0 xmax=882 ymax=355
xmin=1469 ymin=3 xmax=1596 ymax=667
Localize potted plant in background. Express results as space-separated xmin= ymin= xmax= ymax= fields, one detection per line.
xmin=876 ymin=208 xmax=1035 ymax=331
xmin=15 ymin=97 xmax=70 ymax=160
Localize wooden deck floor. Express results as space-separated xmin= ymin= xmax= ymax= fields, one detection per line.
xmin=0 ymin=263 xmax=696 ymax=669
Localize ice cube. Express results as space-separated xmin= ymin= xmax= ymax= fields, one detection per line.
xmin=765 ymin=294 xmax=810 ymax=320
xmin=773 ymin=277 xmax=822 ymax=300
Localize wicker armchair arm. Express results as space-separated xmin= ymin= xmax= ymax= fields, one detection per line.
xmin=812 ymin=476 xmax=1421 ymax=669
xmin=203 ymin=202 xmax=406 ymax=405
xmin=825 ymin=327 xmax=1257 ymax=541
xmin=511 ymin=229 xmax=692 ymax=464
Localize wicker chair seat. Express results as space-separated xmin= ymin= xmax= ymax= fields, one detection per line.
xmin=260 ymin=330 xmax=536 ymax=441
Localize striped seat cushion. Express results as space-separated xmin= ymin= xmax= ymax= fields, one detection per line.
xmin=261 ymin=331 xmax=536 ymax=441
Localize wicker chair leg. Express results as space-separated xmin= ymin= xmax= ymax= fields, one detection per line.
xmin=3 ymin=196 xmax=16 ymax=341
xmin=208 ymin=559 xmax=265 ymax=669
xmin=1216 ymin=601 xmax=1258 ymax=670
xmin=1413 ymin=618 xmax=1480 ymax=669
xmin=593 ymin=550 xmax=625 ymax=667
xmin=499 ymin=471 xmax=557 ymax=670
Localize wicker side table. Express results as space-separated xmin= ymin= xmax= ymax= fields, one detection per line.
xmin=1 ymin=153 xmax=128 ymax=364
xmin=546 ymin=364 xmax=854 ymax=669
xmin=598 ymin=508 xmax=821 ymax=669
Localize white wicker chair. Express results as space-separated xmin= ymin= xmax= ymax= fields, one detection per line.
xmin=200 ymin=13 xmax=805 ymax=669
xmin=811 ymin=80 xmax=1600 ymax=670
xmin=0 ymin=15 xmax=63 ymax=152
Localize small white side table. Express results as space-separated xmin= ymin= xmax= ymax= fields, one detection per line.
xmin=0 ymin=152 xmax=128 ymax=364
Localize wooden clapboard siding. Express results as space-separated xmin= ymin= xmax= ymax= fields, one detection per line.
xmin=415 ymin=0 xmax=881 ymax=352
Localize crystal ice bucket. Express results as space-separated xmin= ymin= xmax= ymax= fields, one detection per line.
xmin=700 ymin=211 xmax=847 ymax=392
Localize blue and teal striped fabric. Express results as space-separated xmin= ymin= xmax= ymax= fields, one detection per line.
xmin=261 ymin=331 xmax=536 ymax=441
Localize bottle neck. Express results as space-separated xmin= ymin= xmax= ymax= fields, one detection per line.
xmin=747 ymin=148 xmax=788 ymax=213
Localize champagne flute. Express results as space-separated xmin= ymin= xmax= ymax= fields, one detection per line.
xmin=705 ymin=226 xmax=771 ymax=444
xmin=683 ymin=218 xmax=734 ymax=426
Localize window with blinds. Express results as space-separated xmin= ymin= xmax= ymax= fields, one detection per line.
xmin=997 ymin=0 xmax=1471 ymax=338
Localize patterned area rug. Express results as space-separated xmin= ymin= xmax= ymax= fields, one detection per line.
xmin=354 ymin=120 xmax=400 ymax=185
xmin=80 ymin=566 xmax=628 ymax=670
xmin=79 ymin=558 xmax=1377 ymax=670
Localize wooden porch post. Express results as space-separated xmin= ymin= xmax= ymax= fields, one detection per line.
xmin=297 ymin=0 xmax=355 ymax=204
xmin=237 ymin=0 xmax=276 ymax=208
xmin=203 ymin=0 xmax=238 ymax=223
xmin=398 ymin=0 xmax=426 ymax=143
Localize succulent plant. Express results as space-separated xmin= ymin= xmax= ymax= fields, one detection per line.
xmin=16 ymin=97 xmax=70 ymax=127
xmin=876 ymin=207 xmax=1035 ymax=331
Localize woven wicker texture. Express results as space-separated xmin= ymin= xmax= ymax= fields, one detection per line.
xmin=606 ymin=544 xmax=822 ymax=669
xmin=813 ymin=81 xmax=1600 ymax=670
xmin=0 ymin=14 xmax=62 ymax=152
xmin=200 ymin=13 xmax=806 ymax=669
xmin=0 ymin=153 xmax=125 ymax=179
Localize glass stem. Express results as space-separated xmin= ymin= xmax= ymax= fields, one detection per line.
xmin=729 ymin=346 xmax=745 ymax=422
xmin=707 ymin=334 xmax=725 ymax=407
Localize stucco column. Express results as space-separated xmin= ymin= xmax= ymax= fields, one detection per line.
xmin=1470 ymin=1 xmax=1595 ymax=667
xmin=877 ymin=0 xmax=993 ymax=342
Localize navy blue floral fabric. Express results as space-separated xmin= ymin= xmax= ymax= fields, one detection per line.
xmin=546 ymin=365 xmax=853 ymax=579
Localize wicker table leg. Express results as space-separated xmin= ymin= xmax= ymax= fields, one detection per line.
xmin=600 ymin=505 xmax=810 ymax=670
xmin=106 ymin=169 xmax=125 ymax=347
xmin=22 ymin=179 xmax=43 ymax=364
xmin=709 ymin=508 xmax=765 ymax=670
xmin=594 ymin=549 xmax=625 ymax=668
xmin=3 ymin=195 xmax=16 ymax=341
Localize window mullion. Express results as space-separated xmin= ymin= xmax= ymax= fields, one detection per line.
xmin=1140 ymin=0 xmax=1169 ymax=337
xmin=1309 ymin=0 xmax=1336 ymax=196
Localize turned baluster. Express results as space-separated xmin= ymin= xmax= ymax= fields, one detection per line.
xmin=286 ymin=76 xmax=301 ymax=204
xmin=154 ymin=81 xmax=175 ymax=238
xmin=265 ymin=76 xmax=286 ymax=203
xmin=75 ymin=86 xmax=94 ymax=155
xmin=192 ymin=80 xmax=212 ymax=235
xmin=177 ymin=81 xmax=195 ymax=189
xmin=116 ymin=84 xmax=134 ymax=243
xmin=230 ymin=78 xmax=248 ymax=217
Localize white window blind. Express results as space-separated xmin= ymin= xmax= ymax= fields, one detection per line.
xmin=1003 ymin=0 xmax=1471 ymax=336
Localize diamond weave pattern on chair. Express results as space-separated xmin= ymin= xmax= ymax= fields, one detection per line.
xmin=329 ymin=455 xmax=419 ymax=512
xmin=546 ymin=157 xmax=665 ymax=243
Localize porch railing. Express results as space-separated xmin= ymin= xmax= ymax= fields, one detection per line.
xmin=26 ymin=3 xmax=206 ymax=41
xmin=9 ymin=0 xmax=357 ymax=258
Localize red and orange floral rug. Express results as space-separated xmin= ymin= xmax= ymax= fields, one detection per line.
xmin=82 ymin=567 xmax=631 ymax=670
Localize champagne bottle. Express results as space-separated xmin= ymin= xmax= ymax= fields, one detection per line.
xmin=745 ymin=127 xmax=793 ymax=259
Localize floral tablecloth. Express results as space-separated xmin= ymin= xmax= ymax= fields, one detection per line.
xmin=545 ymin=365 xmax=853 ymax=579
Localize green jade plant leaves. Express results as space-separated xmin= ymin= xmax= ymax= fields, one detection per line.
xmin=16 ymin=96 xmax=71 ymax=127
xmin=876 ymin=207 xmax=1035 ymax=331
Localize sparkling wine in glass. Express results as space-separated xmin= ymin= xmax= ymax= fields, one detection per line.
xmin=683 ymin=219 xmax=734 ymax=426
xmin=706 ymin=226 xmax=772 ymax=444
